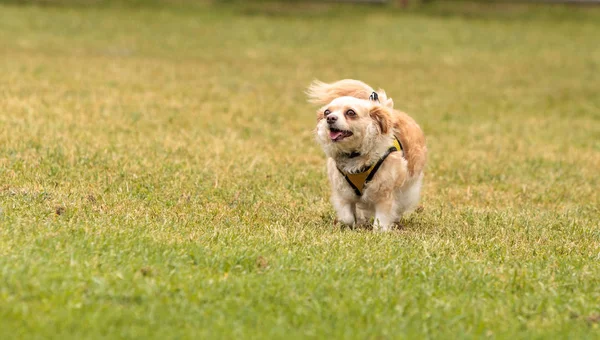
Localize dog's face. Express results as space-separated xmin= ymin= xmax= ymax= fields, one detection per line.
xmin=315 ymin=96 xmax=391 ymax=155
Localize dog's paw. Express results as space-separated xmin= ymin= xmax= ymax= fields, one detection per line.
xmin=373 ymin=223 xmax=394 ymax=232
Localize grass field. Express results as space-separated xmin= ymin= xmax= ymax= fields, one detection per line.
xmin=1 ymin=1 xmax=599 ymax=338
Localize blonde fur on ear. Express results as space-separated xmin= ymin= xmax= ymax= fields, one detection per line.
xmin=369 ymin=105 xmax=393 ymax=134
xmin=307 ymin=79 xmax=394 ymax=109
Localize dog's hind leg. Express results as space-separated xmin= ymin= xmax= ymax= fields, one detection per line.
xmin=355 ymin=203 xmax=374 ymax=227
xmin=396 ymin=174 xmax=424 ymax=215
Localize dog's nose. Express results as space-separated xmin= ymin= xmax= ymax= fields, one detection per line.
xmin=326 ymin=115 xmax=337 ymax=124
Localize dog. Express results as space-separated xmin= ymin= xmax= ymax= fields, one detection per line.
xmin=307 ymin=79 xmax=427 ymax=231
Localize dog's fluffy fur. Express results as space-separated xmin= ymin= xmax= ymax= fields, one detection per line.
xmin=307 ymin=79 xmax=427 ymax=231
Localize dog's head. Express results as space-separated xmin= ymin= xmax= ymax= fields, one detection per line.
xmin=315 ymin=96 xmax=392 ymax=156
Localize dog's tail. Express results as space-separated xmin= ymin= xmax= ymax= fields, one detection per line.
xmin=307 ymin=79 xmax=394 ymax=109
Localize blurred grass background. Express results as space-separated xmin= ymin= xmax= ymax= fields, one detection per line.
xmin=1 ymin=0 xmax=599 ymax=338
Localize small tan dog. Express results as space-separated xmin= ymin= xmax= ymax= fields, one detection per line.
xmin=307 ymin=79 xmax=427 ymax=231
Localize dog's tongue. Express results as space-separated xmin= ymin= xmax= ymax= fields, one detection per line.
xmin=329 ymin=130 xmax=343 ymax=140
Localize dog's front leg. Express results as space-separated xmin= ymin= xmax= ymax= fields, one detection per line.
xmin=374 ymin=199 xmax=396 ymax=232
xmin=332 ymin=196 xmax=355 ymax=226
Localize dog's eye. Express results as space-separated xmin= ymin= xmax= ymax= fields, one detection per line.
xmin=346 ymin=109 xmax=356 ymax=117
xmin=324 ymin=109 xmax=331 ymax=116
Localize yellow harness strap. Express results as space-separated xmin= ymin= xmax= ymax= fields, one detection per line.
xmin=338 ymin=137 xmax=403 ymax=196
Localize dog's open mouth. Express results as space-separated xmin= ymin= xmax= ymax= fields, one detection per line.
xmin=329 ymin=128 xmax=353 ymax=142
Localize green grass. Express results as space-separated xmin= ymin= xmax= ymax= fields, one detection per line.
xmin=1 ymin=1 xmax=599 ymax=338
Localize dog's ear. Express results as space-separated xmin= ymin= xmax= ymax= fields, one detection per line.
xmin=369 ymin=105 xmax=392 ymax=134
